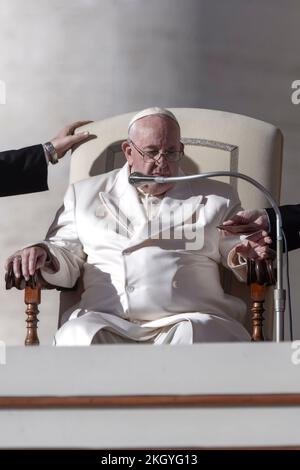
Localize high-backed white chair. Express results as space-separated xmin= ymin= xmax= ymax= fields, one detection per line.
xmin=10 ymin=108 xmax=283 ymax=344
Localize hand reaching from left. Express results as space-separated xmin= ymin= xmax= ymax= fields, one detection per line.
xmin=50 ymin=120 xmax=93 ymax=159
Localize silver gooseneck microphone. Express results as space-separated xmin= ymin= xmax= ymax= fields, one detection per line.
xmin=129 ymin=171 xmax=285 ymax=342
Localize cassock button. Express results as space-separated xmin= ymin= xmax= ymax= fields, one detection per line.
xmin=126 ymin=285 xmax=135 ymax=293
xmin=172 ymin=280 xmax=179 ymax=288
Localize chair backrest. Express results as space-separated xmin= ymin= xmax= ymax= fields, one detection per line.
xmin=61 ymin=108 xmax=283 ymax=339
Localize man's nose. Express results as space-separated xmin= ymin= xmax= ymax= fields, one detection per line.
xmin=154 ymin=153 xmax=168 ymax=165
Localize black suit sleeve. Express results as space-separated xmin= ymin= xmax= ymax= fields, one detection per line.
xmin=0 ymin=144 xmax=48 ymax=197
xmin=266 ymin=205 xmax=300 ymax=252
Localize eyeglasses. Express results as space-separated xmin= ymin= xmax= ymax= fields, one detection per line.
xmin=128 ymin=139 xmax=183 ymax=163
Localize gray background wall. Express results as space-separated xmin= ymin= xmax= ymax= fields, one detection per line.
xmin=0 ymin=0 xmax=299 ymax=344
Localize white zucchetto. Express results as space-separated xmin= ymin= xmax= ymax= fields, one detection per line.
xmin=128 ymin=107 xmax=179 ymax=132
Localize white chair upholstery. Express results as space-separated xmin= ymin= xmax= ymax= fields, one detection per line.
xmin=61 ymin=108 xmax=283 ymax=340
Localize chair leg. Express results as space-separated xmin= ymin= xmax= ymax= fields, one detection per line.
xmin=250 ymin=283 xmax=266 ymax=342
xmin=24 ymin=287 xmax=41 ymax=346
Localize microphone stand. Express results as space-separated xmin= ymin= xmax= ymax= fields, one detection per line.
xmin=129 ymin=171 xmax=285 ymax=342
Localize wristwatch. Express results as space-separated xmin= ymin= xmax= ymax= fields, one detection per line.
xmin=43 ymin=141 xmax=58 ymax=164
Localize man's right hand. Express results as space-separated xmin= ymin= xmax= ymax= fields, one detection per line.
xmin=5 ymin=246 xmax=48 ymax=281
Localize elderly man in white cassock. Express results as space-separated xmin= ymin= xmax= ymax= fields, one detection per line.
xmin=6 ymin=107 xmax=269 ymax=345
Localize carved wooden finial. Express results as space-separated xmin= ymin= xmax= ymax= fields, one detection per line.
xmin=247 ymin=259 xmax=276 ymax=342
xmin=24 ymin=287 xmax=41 ymax=346
xmin=250 ymin=283 xmax=266 ymax=341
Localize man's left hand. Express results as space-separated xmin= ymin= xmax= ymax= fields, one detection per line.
xmin=51 ymin=120 xmax=93 ymax=159
xmin=233 ymin=230 xmax=275 ymax=260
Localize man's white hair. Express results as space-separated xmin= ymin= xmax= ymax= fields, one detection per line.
xmin=128 ymin=107 xmax=179 ymax=134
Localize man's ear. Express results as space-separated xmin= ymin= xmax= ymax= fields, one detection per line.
xmin=121 ymin=141 xmax=133 ymax=165
xmin=180 ymin=141 xmax=184 ymax=153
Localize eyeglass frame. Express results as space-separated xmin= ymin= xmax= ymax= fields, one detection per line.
xmin=127 ymin=138 xmax=183 ymax=163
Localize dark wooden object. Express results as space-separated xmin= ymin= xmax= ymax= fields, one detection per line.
xmin=0 ymin=393 xmax=300 ymax=409
xmin=247 ymin=259 xmax=276 ymax=341
xmin=25 ymin=286 xmax=40 ymax=346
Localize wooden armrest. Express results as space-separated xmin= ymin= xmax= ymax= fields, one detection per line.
xmin=5 ymin=268 xmax=77 ymax=292
xmin=246 ymin=258 xmax=275 ymax=286
xmin=5 ymin=268 xmax=55 ymax=291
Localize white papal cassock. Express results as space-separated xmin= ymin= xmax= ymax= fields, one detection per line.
xmin=39 ymin=164 xmax=251 ymax=345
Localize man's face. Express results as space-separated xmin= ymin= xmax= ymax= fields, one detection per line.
xmin=122 ymin=115 xmax=183 ymax=196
